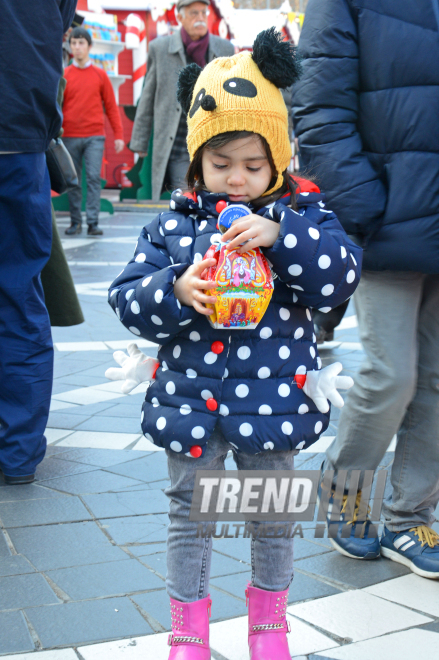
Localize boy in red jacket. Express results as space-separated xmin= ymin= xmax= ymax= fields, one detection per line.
xmin=63 ymin=27 xmax=124 ymax=236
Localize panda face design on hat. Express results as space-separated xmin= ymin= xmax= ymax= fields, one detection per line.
xmin=177 ymin=28 xmax=302 ymax=196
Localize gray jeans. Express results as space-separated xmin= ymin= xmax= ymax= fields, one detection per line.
xmin=63 ymin=136 xmax=105 ymax=227
xmin=165 ymin=426 xmax=297 ymax=602
xmin=324 ymin=270 xmax=439 ymax=532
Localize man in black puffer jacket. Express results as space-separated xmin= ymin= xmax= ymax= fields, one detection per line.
xmin=292 ymin=0 xmax=439 ymax=577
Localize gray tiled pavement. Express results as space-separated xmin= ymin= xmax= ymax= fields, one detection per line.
xmin=0 ymin=210 xmax=437 ymax=659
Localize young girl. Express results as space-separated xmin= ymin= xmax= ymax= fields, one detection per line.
xmin=107 ymin=29 xmax=362 ymax=660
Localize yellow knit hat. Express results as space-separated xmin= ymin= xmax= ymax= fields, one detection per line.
xmin=177 ymin=29 xmax=301 ymax=196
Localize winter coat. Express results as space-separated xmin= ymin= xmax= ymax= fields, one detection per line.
xmin=129 ymin=31 xmax=234 ymax=200
xmin=292 ymin=0 xmax=439 ymax=273
xmin=0 ymin=0 xmax=76 ymax=152
xmin=108 ymin=188 xmax=362 ymax=456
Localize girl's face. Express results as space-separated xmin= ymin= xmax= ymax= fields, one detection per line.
xmin=201 ymin=135 xmax=273 ymax=203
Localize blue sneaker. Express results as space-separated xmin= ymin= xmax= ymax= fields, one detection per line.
xmin=381 ymin=526 xmax=439 ymax=579
xmin=318 ymin=484 xmax=381 ymax=559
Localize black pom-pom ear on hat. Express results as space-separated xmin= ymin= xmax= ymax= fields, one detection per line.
xmin=177 ymin=63 xmax=203 ymax=114
xmin=252 ymin=27 xmax=302 ymax=88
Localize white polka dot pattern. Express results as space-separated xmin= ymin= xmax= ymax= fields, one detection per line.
xmin=279 ymin=346 xmax=290 ymax=359
xmin=236 ymin=384 xmax=249 ymax=398
xmin=237 ymin=346 xmax=251 ymax=360
xmin=201 ymin=390 xmax=213 ymax=400
xmin=151 ymin=315 xmax=162 ymax=325
xmin=173 ymin=345 xmax=181 ymax=358
xmin=180 ymin=404 xmax=192 ymax=415
xmin=259 ymin=404 xmax=272 ymax=415
xmin=180 ymin=237 xmax=192 ymax=247
xmin=278 ymin=384 xmax=290 ymax=397
xmin=204 ymin=352 xmax=217 ymax=364
xmin=192 ymin=426 xmax=205 ymax=439
xmin=219 ymin=404 xmax=229 ymax=416
xmin=260 ymin=327 xmax=272 ymax=339
xmin=186 ymin=369 xmax=197 ymax=378
xmin=165 ymin=219 xmax=178 ymax=231
xmin=314 ymin=421 xmax=323 ymax=434
xmin=321 ymin=284 xmax=334 ymax=296
xmin=308 ymin=227 xmax=320 ymax=240
xmin=154 ymin=289 xmax=164 ymax=304
xmin=318 ymin=255 xmax=331 ymax=269
xmin=157 ymin=417 xmax=166 ymax=430
xmin=129 ymin=326 xmax=140 ymax=335
xmin=135 ymin=253 xmax=146 ymax=262
xmin=298 ymin=404 xmax=309 ymax=414
xmin=170 ymin=441 xmax=182 ymax=452
xmin=239 ymin=423 xmax=253 ymax=437
xmin=279 ymin=308 xmax=290 ymax=321
xmin=258 ymin=367 xmax=270 ymax=379
xmin=190 ymin=331 xmax=200 ymax=341
xmin=166 ymin=381 xmax=176 ymax=395
xmin=131 ymin=301 xmax=140 ymax=314
xmin=282 ymin=421 xmax=293 ymax=435
xmin=284 ymin=234 xmax=297 ymax=248
xmin=289 ymin=263 xmax=303 ymax=278
xmin=347 ymin=269 xmax=356 ymax=283
xmin=142 ymin=276 xmax=152 ymax=287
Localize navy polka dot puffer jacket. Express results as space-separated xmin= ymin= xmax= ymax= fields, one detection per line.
xmin=108 ymin=188 xmax=362 ymax=456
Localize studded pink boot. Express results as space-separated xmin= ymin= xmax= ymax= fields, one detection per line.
xmin=168 ymin=595 xmax=212 ymax=659
xmin=246 ymin=584 xmax=291 ymax=659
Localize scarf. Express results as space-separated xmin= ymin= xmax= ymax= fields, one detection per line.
xmin=181 ymin=27 xmax=209 ymax=69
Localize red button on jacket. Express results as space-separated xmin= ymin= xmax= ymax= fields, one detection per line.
xmin=206 ymin=398 xmax=218 ymax=411
xmin=211 ymin=341 xmax=224 ymax=354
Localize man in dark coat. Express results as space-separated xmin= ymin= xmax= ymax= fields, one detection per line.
xmin=0 ymin=0 xmax=76 ymax=483
xmin=130 ymin=0 xmax=234 ymax=200
xmin=292 ymin=0 xmax=439 ymax=576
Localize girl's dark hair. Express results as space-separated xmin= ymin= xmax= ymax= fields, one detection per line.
xmin=186 ymin=131 xmax=298 ymax=210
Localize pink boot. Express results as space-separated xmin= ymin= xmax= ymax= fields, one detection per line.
xmin=168 ymin=595 xmax=212 ymax=659
xmin=246 ymin=584 xmax=291 ymax=659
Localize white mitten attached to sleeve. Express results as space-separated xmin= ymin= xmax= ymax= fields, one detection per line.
xmin=302 ymin=362 xmax=354 ymax=414
xmin=105 ymin=343 xmax=159 ymax=394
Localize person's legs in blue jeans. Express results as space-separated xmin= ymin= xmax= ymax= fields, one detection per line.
xmin=0 ymin=153 xmax=53 ymax=478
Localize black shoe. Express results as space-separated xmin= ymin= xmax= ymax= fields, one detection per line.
xmin=87 ymin=226 xmax=103 ymax=236
xmin=3 ymin=473 xmax=35 ymax=485
xmin=314 ymin=324 xmax=334 ymax=344
xmin=65 ymin=224 xmax=82 ymax=235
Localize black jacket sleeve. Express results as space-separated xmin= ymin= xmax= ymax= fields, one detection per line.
xmin=292 ymin=0 xmax=388 ymax=242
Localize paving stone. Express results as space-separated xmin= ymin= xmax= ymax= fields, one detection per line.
xmin=9 ymin=521 xmax=128 ymax=570
xmin=210 ymin=571 xmax=250 ymax=599
xmin=44 ymin=445 xmax=75 ymax=458
xmin=0 ymin=484 xmax=70 ymax=503
xmin=47 ymin=558 xmax=164 ymax=600
xmin=0 ymin=556 xmax=36 ymax=577
xmin=0 ymin=611 xmax=34 ymax=654
xmin=0 ymin=530 xmax=10 ymax=557
xmin=82 ymin=488 xmax=168 ymax=518
xmin=102 ymin=514 xmax=168 ymax=545
xmin=127 ymin=542 xmax=167 ymax=557
xmin=119 ymin=479 xmax=170 ymax=491
xmin=106 ymin=453 xmax=169 ymax=483
xmin=293 ymin=539 xmax=334 ymax=560
xmin=294 ymin=552 xmax=410 ymax=588
xmin=131 ymin=589 xmax=170 ymax=629
xmin=56 ymin=401 xmax=119 ymax=417
xmin=210 ymin=551 xmax=250 ymax=578
xmin=25 ymin=597 xmax=153 ymax=647
xmin=74 ymin=416 xmax=143 ymax=435
xmin=137 ymin=551 xmax=167 ymax=577
xmin=51 ymin=447 xmax=150 ymax=468
xmin=290 ymin=570 xmax=342 ymax=603
xmin=0 ymin=496 xmax=92 ymax=528
xmin=209 ymin=585 xmax=248 ymax=621
xmin=0 ymin=651 xmax=78 ymax=660
xmin=96 ymin=403 xmax=148 ymax=418
xmin=212 ymin=535 xmax=251 ymax=564
xmin=0 ymin=573 xmax=59 ymax=609
xmin=40 ymin=469 xmax=144 ymax=495
xmin=35 ymin=457 xmax=96 ymax=482
xmin=47 ymin=411 xmax=92 ymax=430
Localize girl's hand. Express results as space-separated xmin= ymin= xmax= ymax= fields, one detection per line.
xmin=220 ymin=214 xmax=280 ymax=253
xmin=174 ymin=258 xmax=217 ymax=315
